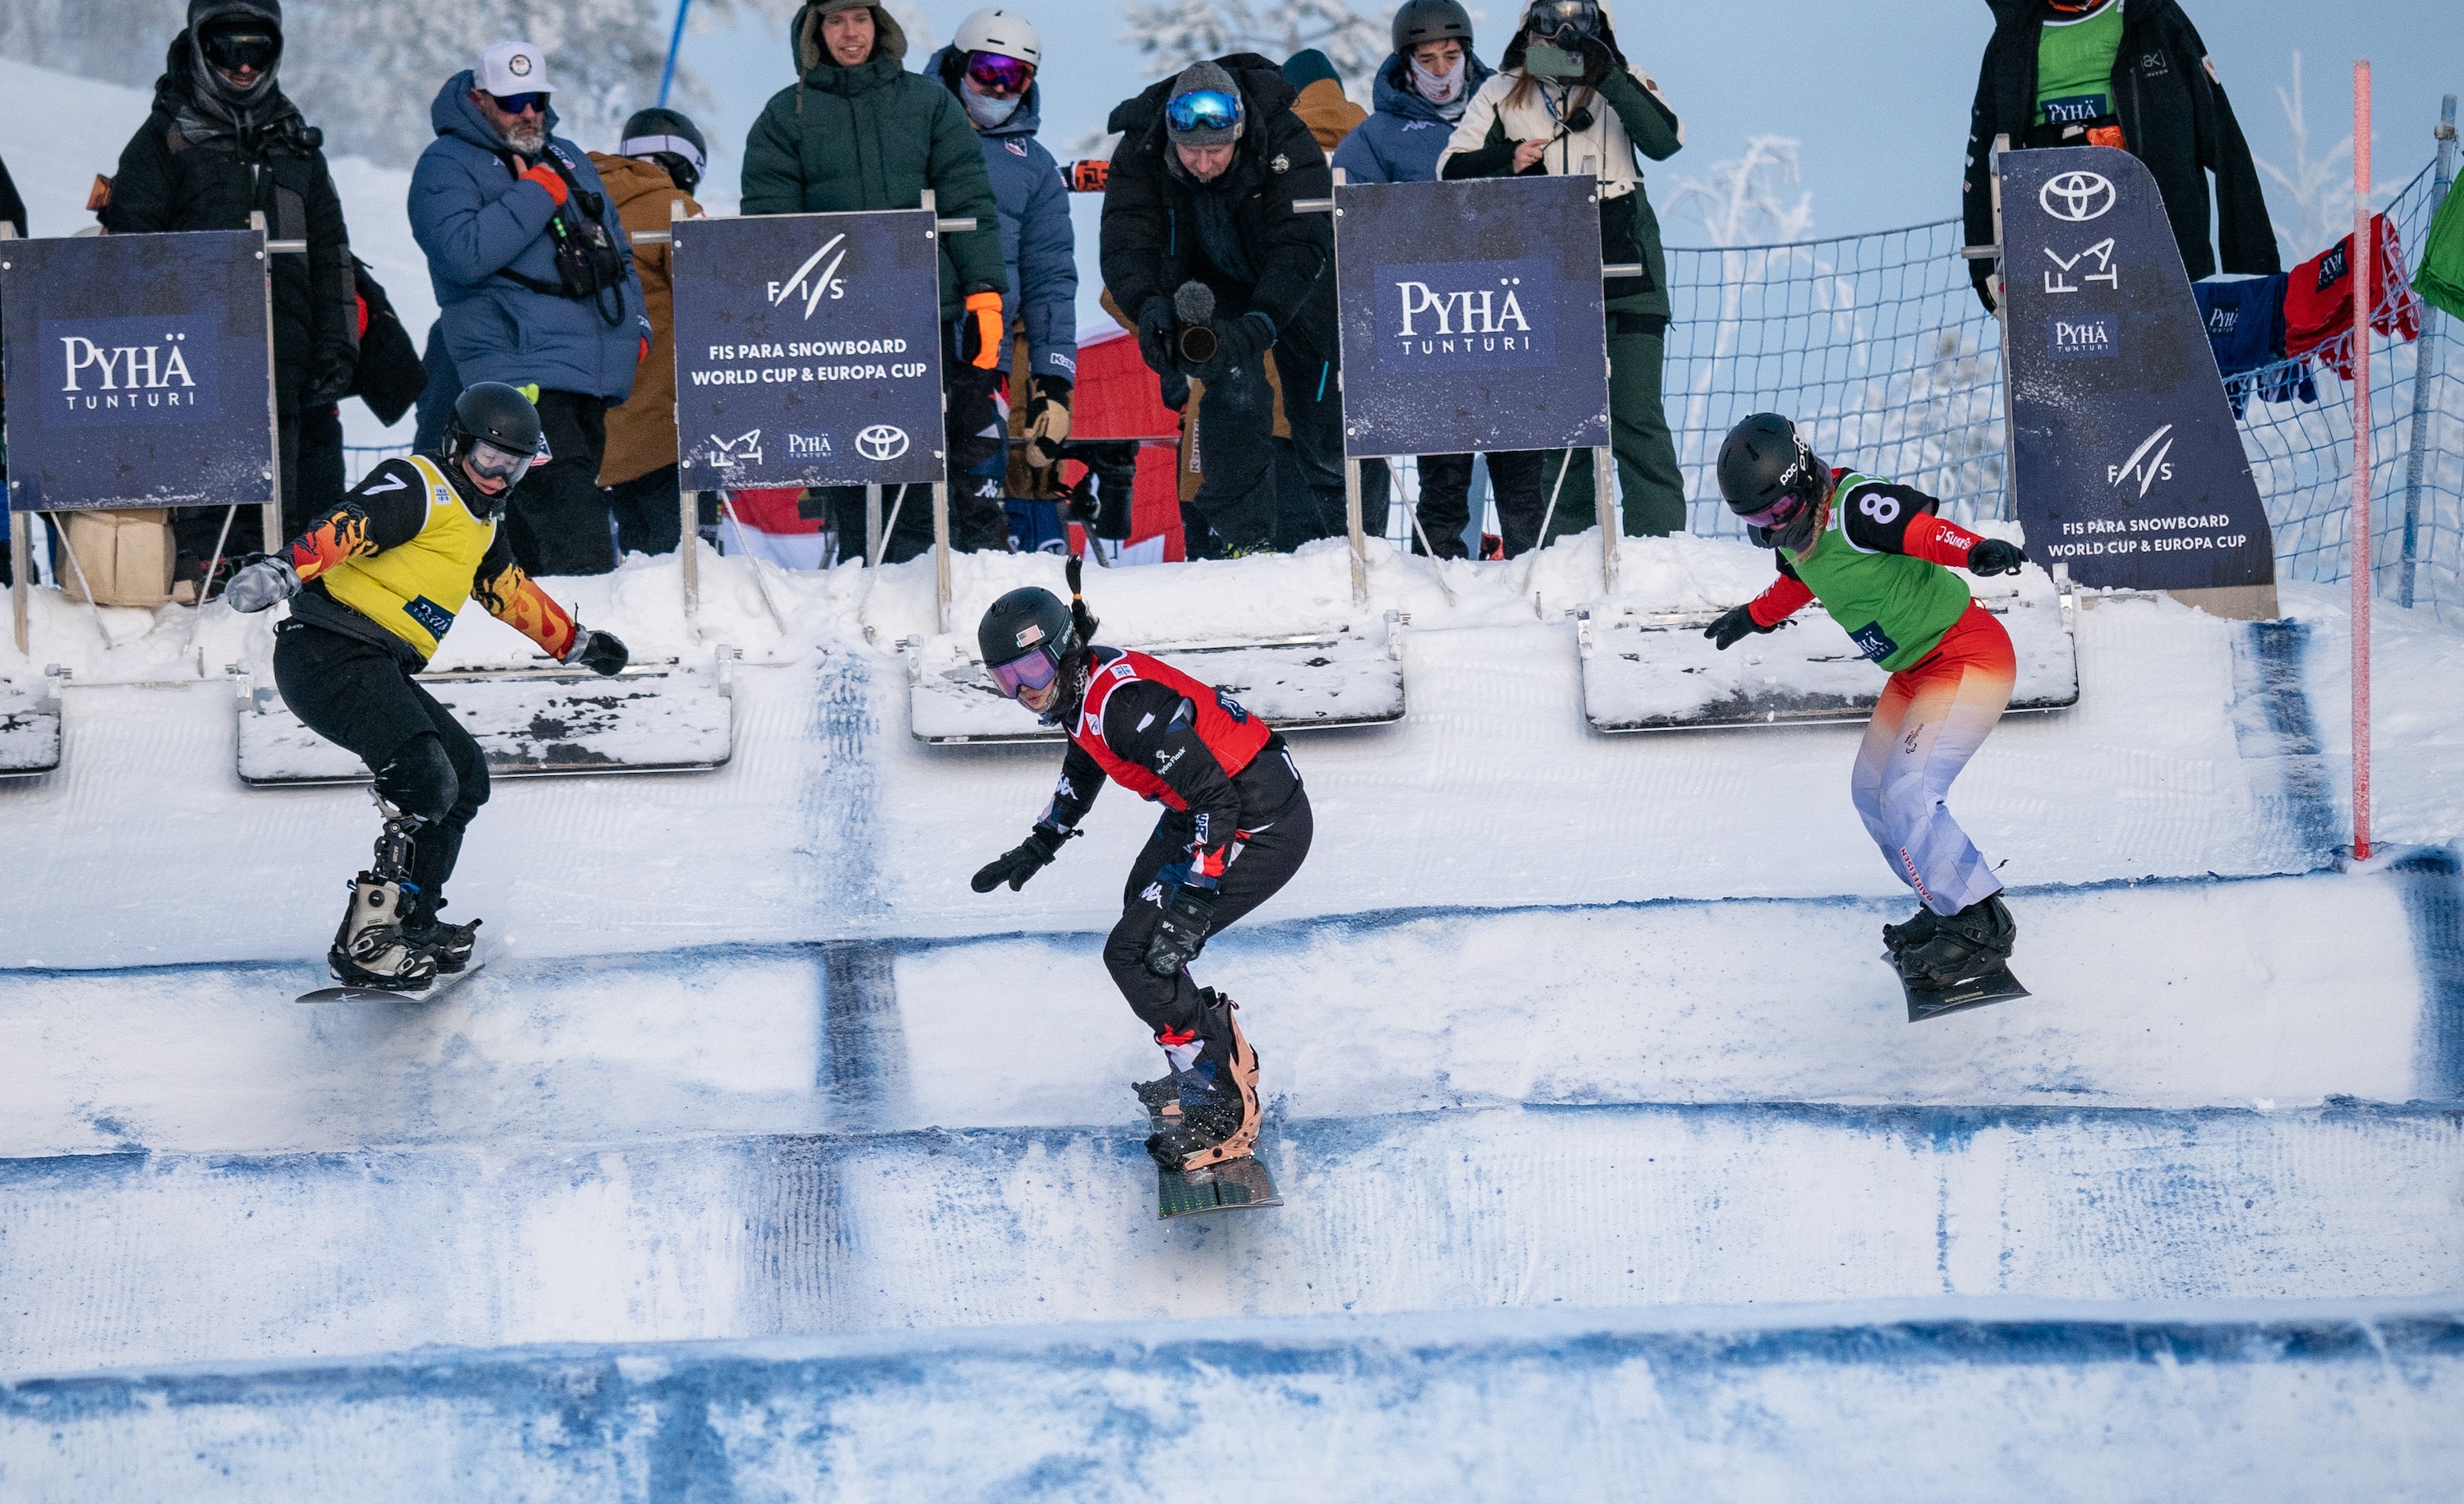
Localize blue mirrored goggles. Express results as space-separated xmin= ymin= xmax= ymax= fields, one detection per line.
xmin=1165 ymin=89 xmax=1243 ymax=136
xmin=489 ymin=91 xmax=551 ymax=117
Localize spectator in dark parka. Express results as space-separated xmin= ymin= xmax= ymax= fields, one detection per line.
xmin=1101 ymin=57 xmax=1345 ymax=557
xmin=0 ymin=153 xmax=19 ymax=586
xmin=100 ymin=0 xmax=357 ymax=586
xmin=410 ymin=40 xmax=650 ymax=577
xmin=1963 ymin=0 xmax=2277 ymax=312
xmin=742 ymin=0 xmax=1010 ymax=563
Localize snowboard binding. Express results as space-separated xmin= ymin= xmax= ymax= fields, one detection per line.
xmin=327 ymin=808 xmax=438 ymax=991
xmin=1144 ymin=989 xmax=1261 ymax=1171
xmin=1891 ymin=895 xmax=2028 ymax=1021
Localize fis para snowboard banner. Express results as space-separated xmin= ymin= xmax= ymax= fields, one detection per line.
xmin=1997 ymin=145 xmax=2274 ymax=590
xmin=669 ymin=208 xmax=946 ymax=490
xmin=1333 ymin=176 xmax=1611 ymax=458
xmin=1 ymin=229 xmax=277 ymax=512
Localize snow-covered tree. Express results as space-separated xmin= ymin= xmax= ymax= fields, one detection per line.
xmin=2250 ymin=49 xmax=2397 ymax=260
xmin=1118 ymin=0 xmax=1385 ymax=91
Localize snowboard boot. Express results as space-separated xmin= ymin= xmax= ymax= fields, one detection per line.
xmin=402 ymin=914 xmax=482 ymax=974
xmin=1882 ymin=904 xmax=1940 ymax=960
xmin=1895 ymin=895 xmax=2017 ymax=988
xmin=1145 ymin=989 xmax=1262 ymax=1172
xmin=329 ymin=873 xmax=439 ymax=991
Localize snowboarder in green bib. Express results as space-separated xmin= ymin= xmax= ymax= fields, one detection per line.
xmin=1704 ymin=413 xmax=2032 ymax=1004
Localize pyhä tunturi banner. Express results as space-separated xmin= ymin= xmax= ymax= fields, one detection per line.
xmin=1997 ymin=145 xmax=2274 ymax=590
xmin=1 ymin=229 xmax=276 ymax=512
xmin=670 ymin=209 xmax=945 ymax=490
xmin=1334 ymin=176 xmax=1609 ymax=458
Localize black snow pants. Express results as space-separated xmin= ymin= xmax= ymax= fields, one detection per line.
xmin=274 ymin=618 xmax=490 ymax=925
xmin=1102 ymin=755 xmax=1312 ymax=1074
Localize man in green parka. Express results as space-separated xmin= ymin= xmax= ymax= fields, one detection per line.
xmin=742 ymin=0 xmax=1014 ymax=559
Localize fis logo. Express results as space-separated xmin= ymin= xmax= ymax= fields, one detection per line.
xmin=2108 ymin=425 xmax=2175 ymax=498
xmin=768 ymin=234 xmax=850 ymax=318
xmin=706 ymin=429 xmax=763 ymax=468
xmin=42 ymin=315 xmax=218 ymax=425
xmin=1374 ymin=255 xmax=1556 ymax=373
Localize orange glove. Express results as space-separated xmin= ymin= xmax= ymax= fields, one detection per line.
xmin=518 ymin=162 xmax=568 ymax=207
xmin=1068 ymin=159 xmax=1110 ymax=193
xmin=638 ymin=335 xmax=650 ymax=364
xmin=963 ymin=291 xmax=1004 ymax=370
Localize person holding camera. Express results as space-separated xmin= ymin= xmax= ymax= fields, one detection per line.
xmin=1101 ymin=57 xmax=1343 ymax=558
xmin=411 ymin=41 xmax=650 ymax=578
xmin=1437 ymin=0 xmax=1687 ymax=541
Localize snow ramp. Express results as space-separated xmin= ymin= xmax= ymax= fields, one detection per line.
xmin=4 ymin=550 xmax=2463 ymax=1497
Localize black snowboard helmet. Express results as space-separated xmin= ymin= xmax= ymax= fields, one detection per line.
xmin=980 ymin=586 xmax=1078 ymax=718
xmin=1391 ymin=0 xmax=1473 ymax=55
xmin=442 ymin=381 xmax=544 ymax=513
xmin=619 ymin=106 xmax=709 ymax=195
xmin=1717 ymin=412 xmax=1827 ymax=548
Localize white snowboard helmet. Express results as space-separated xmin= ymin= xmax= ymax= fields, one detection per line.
xmin=954 ymin=7 xmax=1040 ymax=66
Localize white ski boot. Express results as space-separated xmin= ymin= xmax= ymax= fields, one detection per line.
xmin=329 ymin=872 xmax=438 ymax=991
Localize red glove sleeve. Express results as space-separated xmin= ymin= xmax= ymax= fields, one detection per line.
xmin=638 ymin=335 xmax=650 ymax=365
xmin=354 ymin=291 xmax=369 ymax=340
xmin=1902 ymin=513 xmax=1987 ymax=568
xmin=518 ymin=163 xmax=568 ymax=207
xmin=1747 ymin=574 xmax=1814 ymax=629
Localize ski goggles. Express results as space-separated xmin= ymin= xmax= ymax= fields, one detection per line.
xmin=202 ymin=30 xmax=280 ymax=71
xmin=1164 ymin=89 xmax=1243 ymax=136
xmin=466 ymin=439 xmax=536 ymax=485
xmin=965 ymin=51 xmax=1036 ymax=94
xmin=1527 ymin=0 xmax=1600 ymax=40
xmin=1735 ymin=490 xmax=1809 ymax=530
xmin=990 ymin=645 xmax=1063 ymax=700
xmin=487 ymin=91 xmax=552 ymax=117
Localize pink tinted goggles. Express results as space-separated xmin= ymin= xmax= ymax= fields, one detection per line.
xmin=991 ymin=646 xmax=1061 ymax=698
xmin=1738 ymin=490 xmax=1805 ymax=529
xmin=966 ymin=51 xmax=1034 ymax=93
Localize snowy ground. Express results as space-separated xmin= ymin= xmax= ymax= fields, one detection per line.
xmin=2 ymin=526 xmax=2461 ymax=1496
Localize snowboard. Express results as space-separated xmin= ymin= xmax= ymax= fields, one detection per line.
xmin=297 ymin=951 xmax=490 ymax=1005
xmin=1138 ymin=1085 xmax=1281 ymax=1219
xmin=1901 ymin=959 xmax=2030 ymax=1022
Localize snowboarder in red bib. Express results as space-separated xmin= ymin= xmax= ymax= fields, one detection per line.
xmin=1705 ymin=413 xmax=2030 ymax=1000
xmin=971 ymin=561 xmax=1311 ymax=1170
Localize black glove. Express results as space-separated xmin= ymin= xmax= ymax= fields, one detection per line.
xmin=1195 ymin=311 xmax=1276 ymax=384
xmin=971 ymin=825 xmax=1074 ymax=893
xmin=1966 ymin=539 xmax=2028 ymax=577
xmin=1142 ymin=882 xmax=1220 ymax=977
xmin=563 ymin=628 xmax=629 ymax=676
xmin=1575 ymin=33 xmax=1620 ymax=85
xmin=1703 ymin=604 xmax=1773 ymax=651
xmin=1159 ymin=369 xmax=1191 ymax=412
xmin=303 ymin=352 xmax=357 ymax=407
xmin=1135 ymin=297 xmax=1176 ymax=376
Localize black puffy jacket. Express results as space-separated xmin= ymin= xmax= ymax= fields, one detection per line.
xmin=1963 ymin=0 xmax=2277 ymax=305
xmin=100 ymin=22 xmax=356 ymax=416
xmin=1099 ymin=53 xmax=1338 ymax=353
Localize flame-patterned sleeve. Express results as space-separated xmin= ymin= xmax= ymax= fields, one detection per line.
xmin=470 ymin=529 xmax=577 ymax=660
xmin=281 ymin=458 xmax=428 ymax=582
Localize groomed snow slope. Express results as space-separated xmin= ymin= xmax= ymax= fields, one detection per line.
xmin=3 ymin=537 xmax=2462 ymax=1497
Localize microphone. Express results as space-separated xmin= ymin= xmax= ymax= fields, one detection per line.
xmin=1174 ymin=279 xmax=1218 ymax=365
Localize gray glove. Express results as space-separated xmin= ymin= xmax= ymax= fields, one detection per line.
xmin=223 ymin=555 xmax=300 ymax=614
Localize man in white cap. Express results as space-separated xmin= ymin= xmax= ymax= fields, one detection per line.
xmin=410 ymin=41 xmax=651 ymax=577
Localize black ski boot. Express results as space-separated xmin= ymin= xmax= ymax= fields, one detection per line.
xmin=1896 ymin=895 xmax=2017 ymax=987
xmin=1145 ymin=990 xmax=1262 ymax=1171
xmin=1882 ymin=904 xmax=1939 ymax=960
xmin=329 ymin=873 xmax=438 ymax=991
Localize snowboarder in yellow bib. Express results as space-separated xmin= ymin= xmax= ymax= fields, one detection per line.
xmin=225 ymin=382 xmax=629 ymax=990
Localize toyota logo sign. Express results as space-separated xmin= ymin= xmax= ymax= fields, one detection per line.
xmin=2039 ymin=171 xmax=2117 ymax=223
xmin=856 ymin=425 xmax=911 ymax=461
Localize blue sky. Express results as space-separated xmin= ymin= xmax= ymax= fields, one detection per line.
xmin=664 ymin=0 xmax=2454 ymax=324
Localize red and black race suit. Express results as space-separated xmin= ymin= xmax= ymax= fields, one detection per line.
xmin=1039 ymin=647 xmax=1294 ymax=884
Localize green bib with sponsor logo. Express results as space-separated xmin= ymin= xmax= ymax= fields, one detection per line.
xmin=1784 ymin=474 xmax=1975 ymax=672
xmin=2035 ymin=0 xmax=2125 ymax=127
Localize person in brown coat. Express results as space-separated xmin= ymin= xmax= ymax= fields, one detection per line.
xmin=591 ymin=107 xmax=707 ymax=557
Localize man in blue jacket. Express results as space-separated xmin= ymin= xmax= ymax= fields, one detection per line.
xmin=410 ymin=41 xmax=650 ymax=577
xmin=1332 ymin=0 xmax=1545 ymax=560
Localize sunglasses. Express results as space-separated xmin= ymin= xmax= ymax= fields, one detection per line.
xmin=202 ymin=31 xmax=280 ymax=71
xmin=1165 ymin=89 xmax=1243 ymax=135
xmin=965 ymin=51 xmax=1035 ymax=94
xmin=466 ymin=439 xmax=536 ymax=484
xmin=489 ymin=91 xmax=551 ymax=117
xmin=990 ymin=646 xmax=1062 ymax=700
